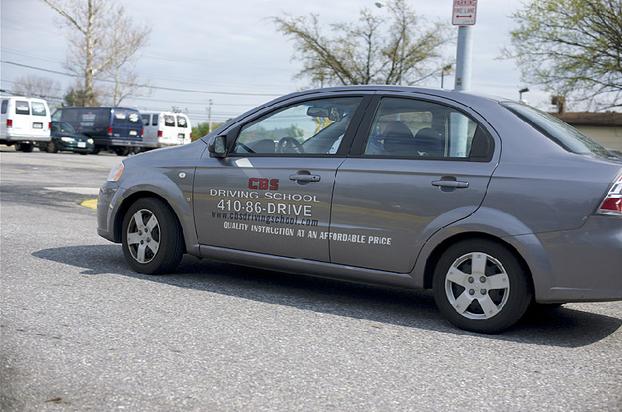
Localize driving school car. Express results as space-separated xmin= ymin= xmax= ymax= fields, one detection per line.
xmin=97 ymin=86 xmax=622 ymax=333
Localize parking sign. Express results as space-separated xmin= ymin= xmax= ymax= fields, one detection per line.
xmin=452 ymin=0 xmax=477 ymax=26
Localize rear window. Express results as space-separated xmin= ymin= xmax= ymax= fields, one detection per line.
xmin=15 ymin=100 xmax=30 ymax=115
xmin=502 ymin=102 xmax=611 ymax=158
xmin=177 ymin=115 xmax=188 ymax=128
xmin=1 ymin=100 xmax=7 ymax=114
xmin=141 ymin=114 xmax=150 ymax=126
xmin=152 ymin=114 xmax=158 ymax=126
xmin=31 ymin=102 xmax=47 ymax=116
xmin=112 ymin=109 xmax=140 ymax=127
xmin=164 ymin=115 xmax=175 ymax=127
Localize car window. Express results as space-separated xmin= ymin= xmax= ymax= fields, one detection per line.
xmin=59 ymin=122 xmax=76 ymax=134
xmin=363 ymin=97 xmax=493 ymax=161
xmin=113 ymin=109 xmax=140 ymax=126
xmin=152 ymin=114 xmax=158 ymax=126
xmin=1 ymin=100 xmax=7 ymax=114
xmin=177 ymin=115 xmax=188 ymax=128
xmin=164 ymin=115 xmax=175 ymax=127
xmin=141 ymin=114 xmax=150 ymax=126
xmin=15 ymin=100 xmax=30 ymax=115
xmin=233 ymin=97 xmax=362 ymax=155
xmin=31 ymin=102 xmax=47 ymax=116
xmin=502 ymin=102 xmax=612 ymax=158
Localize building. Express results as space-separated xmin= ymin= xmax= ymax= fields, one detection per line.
xmin=551 ymin=112 xmax=622 ymax=151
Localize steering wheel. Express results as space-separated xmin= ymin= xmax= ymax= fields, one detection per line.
xmin=277 ymin=137 xmax=304 ymax=154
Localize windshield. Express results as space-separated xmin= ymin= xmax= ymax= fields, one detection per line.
xmin=502 ymin=102 xmax=612 ymax=158
xmin=56 ymin=122 xmax=76 ymax=134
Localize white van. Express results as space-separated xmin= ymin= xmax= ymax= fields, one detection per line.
xmin=140 ymin=112 xmax=192 ymax=149
xmin=0 ymin=96 xmax=52 ymax=152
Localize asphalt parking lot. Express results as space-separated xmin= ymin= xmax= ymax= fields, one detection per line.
xmin=1 ymin=147 xmax=621 ymax=411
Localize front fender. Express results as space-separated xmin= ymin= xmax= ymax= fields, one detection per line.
xmin=110 ymin=168 xmax=198 ymax=255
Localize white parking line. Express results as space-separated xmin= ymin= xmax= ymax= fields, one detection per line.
xmin=44 ymin=187 xmax=100 ymax=196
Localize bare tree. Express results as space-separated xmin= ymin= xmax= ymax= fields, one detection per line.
xmin=42 ymin=0 xmax=150 ymax=106
xmin=107 ymin=5 xmax=150 ymax=105
xmin=505 ymin=0 xmax=622 ymax=109
xmin=274 ymin=0 xmax=452 ymax=86
xmin=11 ymin=75 xmax=61 ymax=99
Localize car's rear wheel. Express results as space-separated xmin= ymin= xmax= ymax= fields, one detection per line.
xmin=433 ymin=239 xmax=532 ymax=334
xmin=115 ymin=147 xmax=129 ymax=156
xmin=121 ymin=198 xmax=184 ymax=275
xmin=15 ymin=143 xmax=33 ymax=152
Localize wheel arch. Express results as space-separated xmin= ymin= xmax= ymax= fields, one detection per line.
xmin=113 ymin=191 xmax=186 ymax=253
xmin=422 ymin=232 xmax=535 ymax=294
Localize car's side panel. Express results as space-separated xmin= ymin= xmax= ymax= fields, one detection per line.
xmin=330 ymin=159 xmax=497 ymax=272
xmin=193 ymin=156 xmax=343 ymax=262
xmin=329 ymin=92 xmax=500 ymax=273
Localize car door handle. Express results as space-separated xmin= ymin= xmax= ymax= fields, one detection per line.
xmin=289 ymin=174 xmax=321 ymax=183
xmin=432 ymin=179 xmax=469 ymax=189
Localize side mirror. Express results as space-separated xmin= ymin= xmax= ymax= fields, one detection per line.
xmin=208 ymin=135 xmax=227 ymax=158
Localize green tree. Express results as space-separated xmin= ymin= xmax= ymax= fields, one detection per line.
xmin=192 ymin=122 xmax=222 ymax=141
xmin=274 ymin=0 xmax=452 ymax=86
xmin=64 ymin=87 xmax=98 ymax=107
xmin=506 ymin=0 xmax=622 ymax=109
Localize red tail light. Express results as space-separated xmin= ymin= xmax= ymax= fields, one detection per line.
xmin=48 ymin=122 xmax=51 ymax=130
xmin=157 ymin=130 xmax=163 ymax=138
xmin=597 ymin=173 xmax=622 ymax=215
xmin=189 ymin=132 xmax=192 ymax=140
xmin=107 ymin=127 xmax=113 ymax=136
xmin=140 ymin=128 xmax=144 ymax=137
xmin=6 ymin=119 xmax=12 ymax=128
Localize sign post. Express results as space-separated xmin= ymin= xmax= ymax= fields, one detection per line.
xmin=452 ymin=0 xmax=477 ymax=91
xmin=451 ymin=0 xmax=477 ymax=157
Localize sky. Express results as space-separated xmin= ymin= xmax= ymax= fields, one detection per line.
xmin=0 ymin=0 xmax=555 ymax=126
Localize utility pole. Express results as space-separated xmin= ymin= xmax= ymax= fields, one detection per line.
xmin=207 ymin=99 xmax=213 ymax=133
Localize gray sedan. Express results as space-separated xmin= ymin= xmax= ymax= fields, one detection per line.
xmin=97 ymin=86 xmax=622 ymax=333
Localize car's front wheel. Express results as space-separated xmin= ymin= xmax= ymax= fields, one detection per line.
xmin=121 ymin=198 xmax=184 ymax=275
xmin=433 ymin=239 xmax=532 ymax=334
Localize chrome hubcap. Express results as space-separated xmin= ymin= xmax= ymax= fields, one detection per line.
xmin=126 ymin=209 xmax=160 ymax=264
xmin=445 ymin=252 xmax=510 ymax=320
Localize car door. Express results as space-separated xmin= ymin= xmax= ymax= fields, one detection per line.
xmin=193 ymin=95 xmax=368 ymax=262
xmin=12 ymin=99 xmax=32 ymax=134
xmin=330 ymin=94 xmax=499 ymax=273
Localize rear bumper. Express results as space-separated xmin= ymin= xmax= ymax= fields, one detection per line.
xmin=2 ymin=132 xmax=50 ymax=142
xmin=512 ymin=216 xmax=622 ymax=303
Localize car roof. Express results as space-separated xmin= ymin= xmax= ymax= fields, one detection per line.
xmin=58 ymin=106 xmax=138 ymax=111
xmin=265 ymin=85 xmax=510 ymax=106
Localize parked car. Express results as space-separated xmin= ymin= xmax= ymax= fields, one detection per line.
xmin=97 ymin=86 xmax=622 ymax=334
xmin=38 ymin=121 xmax=95 ymax=154
xmin=0 ymin=95 xmax=51 ymax=151
xmin=52 ymin=107 xmax=143 ymax=155
xmin=141 ymin=111 xmax=192 ymax=149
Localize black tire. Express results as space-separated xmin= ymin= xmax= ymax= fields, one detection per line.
xmin=91 ymin=147 xmax=101 ymax=155
xmin=15 ymin=143 xmax=33 ymax=152
xmin=47 ymin=141 xmax=58 ymax=153
xmin=433 ymin=239 xmax=532 ymax=334
xmin=121 ymin=197 xmax=184 ymax=275
xmin=115 ymin=147 xmax=130 ymax=156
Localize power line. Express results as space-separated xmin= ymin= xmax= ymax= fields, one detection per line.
xmin=0 ymin=78 xmax=261 ymax=108
xmin=0 ymin=60 xmax=284 ymax=97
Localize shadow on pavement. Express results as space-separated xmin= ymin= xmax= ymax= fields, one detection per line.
xmin=33 ymin=244 xmax=622 ymax=348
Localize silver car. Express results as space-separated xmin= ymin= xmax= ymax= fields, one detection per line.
xmin=97 ymin=86 xmax=622 ymax=333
